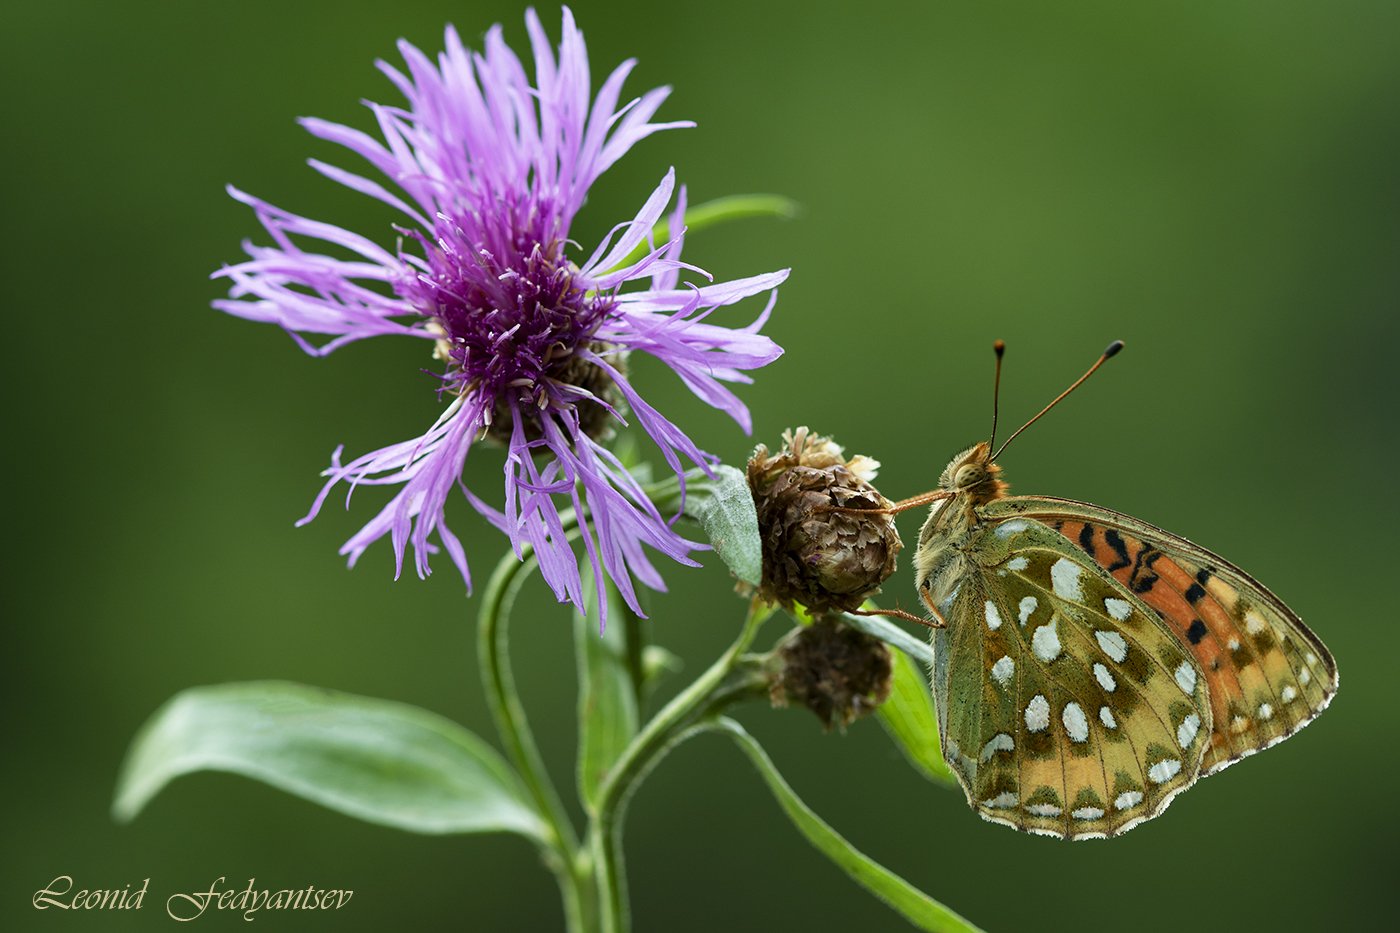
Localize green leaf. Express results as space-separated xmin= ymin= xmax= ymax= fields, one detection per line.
xmin=608 ymin=193 xmax=798 ymax=270
xmin=576 ymin=573 xmax=641 ymax=811
xmin=876 ymin=650 xmax=957 ymax=787
xmin=114 ymin=682 xmax=546 ymax=840
xmin=710 ymin=718 xmax=983 ymax=933
xmin=682 ymin=464 xmax=762 ymax=586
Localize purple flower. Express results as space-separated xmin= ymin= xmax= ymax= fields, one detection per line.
xmin=215 ymin=8 xmax=787 ymax=621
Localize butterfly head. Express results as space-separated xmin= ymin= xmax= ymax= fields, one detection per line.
xmin=938 ymin=441 xmax=1008 ymax=506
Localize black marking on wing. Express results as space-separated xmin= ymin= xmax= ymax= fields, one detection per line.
xmin=1186 ymin=619 xmax=1208 ymax=644
xmin=1127 ymin=548 xmax=1163 ymax=594
xmin=1184 ymin=583 xmax=1207 ymax=604
xmin=1102 ymin=528 xmax=1132 ymax=572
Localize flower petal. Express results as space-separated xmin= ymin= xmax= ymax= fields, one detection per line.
xmin=581 ymin=168 xmax=675 ymax=276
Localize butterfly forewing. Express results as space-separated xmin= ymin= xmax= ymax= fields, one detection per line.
xmin=989 ymin=497 xmax=1338 ymax=775
xmin=932 ymin=517 xmax=1211 ymax=838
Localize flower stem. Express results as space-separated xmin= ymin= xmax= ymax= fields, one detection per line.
xmin=622 ymin=604 xmax=646 ymax=710
xmin=479 ymin=545 xmax=590 ymax=932
xmin=587 ymin=599 xmax=775 ymax=933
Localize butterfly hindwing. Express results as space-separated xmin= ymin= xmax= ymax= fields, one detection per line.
xmin=932 ymin=516 xmax=1211 ymax=838
xmin=988 ymin=497 xmax=1338 ymax=775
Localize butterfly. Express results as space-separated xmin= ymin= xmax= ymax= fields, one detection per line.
xmin=862 ymin=341 xmax=1337 ymax=839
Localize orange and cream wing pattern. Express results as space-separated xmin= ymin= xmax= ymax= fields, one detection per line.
xmin=930 ymin=517 xmax=1211 ymax=839
xmin=988 ymin=496 xmax=1338 ymax=775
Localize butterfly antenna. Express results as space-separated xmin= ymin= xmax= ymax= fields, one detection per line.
xmin=987 ymin=339 xmax=1006 ymax=453
xmin=990 ymin=339 xmax=1124 ymax=461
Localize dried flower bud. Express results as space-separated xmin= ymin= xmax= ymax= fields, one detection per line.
xmin=769 ymin=616 xmax=893 ymax=730
xmin=747 ymin=427 xmax=901 ymax=614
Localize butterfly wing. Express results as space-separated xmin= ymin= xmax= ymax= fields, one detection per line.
xmin=931 ymin=516 xmax=1212 ymax=838
xmin=986 ymin=496 xmax=1338 ymax=775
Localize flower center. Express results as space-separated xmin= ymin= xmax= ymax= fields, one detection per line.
xmin=400 ymin=217 xmax=623 ymax=443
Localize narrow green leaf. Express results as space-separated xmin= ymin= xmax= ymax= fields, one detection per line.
xmin=669 ymin=193 xmax=799 ymax=232
xmin=877 ymin=650 xmax=957 ymax=787
xmin=609 ymin=194 xmax=798 ymax=270
xmin=711 ymin=718 xmax=983 ymax=933
xmin=576 ymin=572 xmax=641 ymax=811
xmin=683 ymin=464 xmax=762 ymax=586
xmin=114 ymin=682 xmax=546 ymax=839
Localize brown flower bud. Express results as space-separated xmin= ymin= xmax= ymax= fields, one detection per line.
xmin=769 ymin=616 xmax=893 ymax=730
xmin=747 ymin=427 xmax=901 ymax=614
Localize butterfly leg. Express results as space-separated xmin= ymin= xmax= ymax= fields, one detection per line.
xmin=848 ymin=606 xmax=946 ymax=630
xmin=820 ymin=490 xmax=955 ymax=516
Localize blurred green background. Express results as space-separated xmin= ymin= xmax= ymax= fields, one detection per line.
xmin=5 ymin=0 xmax=1397 ymax=930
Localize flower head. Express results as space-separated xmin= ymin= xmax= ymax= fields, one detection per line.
xmin=747 ymin=428 xmax=901 ymax=613
xmin=769 ymin=616 xmax=893 ymax=731
xmin=215 ymin=8 xmax=788 ymax=622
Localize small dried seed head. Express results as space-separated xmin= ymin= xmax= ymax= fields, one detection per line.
xmin=747 ymin=427 xmax=902 ymax=614
xmin=769 ymin=616 xmax=893 ymax=730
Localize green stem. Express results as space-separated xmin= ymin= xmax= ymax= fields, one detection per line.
xmin=622 ymin=604 xmax=646 ymax=711
xmin=588 ymin=600 xmax=775 ymax=933
xmin=472 ymin=479 xmax=692 ymax=933
xmin=478 ymin=546 xmax=590 ymax=932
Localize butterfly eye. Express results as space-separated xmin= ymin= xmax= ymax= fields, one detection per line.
xmin=954 ymin=464 xmax=985 ymax=488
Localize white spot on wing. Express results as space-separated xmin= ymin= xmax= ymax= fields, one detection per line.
xmin=1148 ymin=758 xmax=1182 ymax=784
xmin=1227 ymin=637 xmax=1240 ymax=651
xmin=1177 ymin=713 xmax=1200 ymax=749
xmin=1095 ymin=630 xmax=1128 ymax=663
xmin=1258 ymin=702 xmax=1274 ymax=720
xmin=1104 ymin=597 xmax=1132 ymax=621
xmin=1175 ymin=660 xmax=1197 ymax=694
xmin=1281 ymin=685 xmax=1297 ymax=703
xmin=984 ymin=600 xmax=1003 ymax=631
xmin=1006 ymin=556 xmax=1029 ymax=571
xmin=1299 ymin=668 xmax=1312 ymax=686
xmin=1025 ymin=694 xmax=1050 ymax=732
xmin=1025 ymin=803 xmax=1061 ymax=817
xmin=1093 ymin=663 xmax=1117 ymax=692
xmin=982 ymin=791 xmax=1018 ymax=809
xmin=991 ymin=656 xmax=1014 ymax=688
xmin=1099 ymin=706 xmax=1117 ymax=729
xmin=937 ymin=582 xmax=961 ymax=614
xmin=1032 ymin=621 xmax=1062 ymax=662
xmin=1050 ymin=558 xmax=1083 ymax=601
xmin=1245 ymin=612 xmax=1267 ymax=635
xmin=1072 ymin=806 xmax=1105 ymax=820
xmin=980 ymin=733 xmax=1014 ymax=762
xmin=994 ymin=519 xmax=1030 ymax=539
xmin=1114 ymin=791 xmax=1143 ymax=810
xmin=1062 ymin=702 xmax=1089 ymax=742
xmin=1018 ymin=596 xmax=1038 ymax=625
